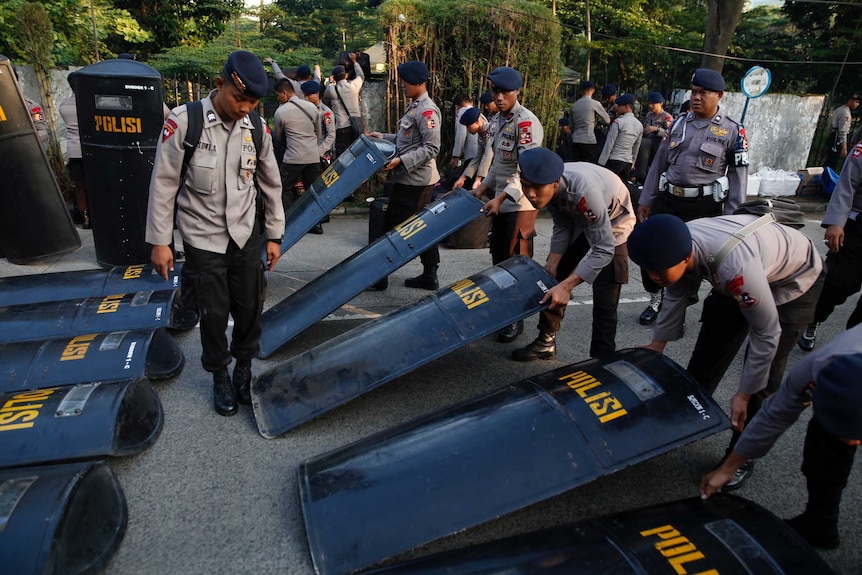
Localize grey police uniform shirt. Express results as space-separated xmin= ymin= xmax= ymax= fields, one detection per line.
xmin=461 ymin=114 xmax=494 ymax=180
xmin=146 ymin=95 xmax=286 ymax=253
xmin=734 ymin=323 xmax=862 ymax=460
xmin=269 ymin=61 xmax=322 ymax=101
xmin=452 ymin=106 xmax=479 ymax=161
xmin=58 ymin=95 xmax=81 ymax=159
xmin=654 ymin=215 xmax=823 ymax=396
xmin=598 ymin=111 xmax=643 ymax=165
xmin=644 ymin=109 xmax=673 ymax=139
xmin=322 ymin=62 xmax=365 ymax=131
xmin=829 ymin=104 xmax=853 ymax=144
xmin=273 ymin=95 xmax=322 ymax=165
xmin=317 ymin=101 xmax=336 ymax=157
xmin=483 ymin=101 xmax=543 ymax=214
xmin=545 ymin=163 xmax=636 ymax=284
xmin=569 ymin=95 xmax=610 ymax=145
xmin=822 ymin=141 xmax=862 ymax=227
xmin=640 ymin=108 xmax=748 ymax=214
xmin=381 ymin=91 xmax=441 ymax=186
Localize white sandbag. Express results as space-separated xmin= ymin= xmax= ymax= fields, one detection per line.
xmin=747 ymin=173 xmax=761 ymax=196
xmin=757 ymin=167 xmax=799 ymax=197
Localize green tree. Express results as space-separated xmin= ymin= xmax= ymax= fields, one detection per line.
xmin=270 ymin=0 xmax=379 ymax=60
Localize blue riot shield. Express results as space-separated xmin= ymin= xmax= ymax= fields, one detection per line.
xmin=0 ymin=263 xmax=183 ymax=307
xmin=252 ymin=256 xmax=556 ymax=438
xmin=259 ymin=189 xmax=484 ymax=357
xmin=298 ymin=348 xmax=731 ymax=575
xmin=275 ymin=134 xmax=396 ymax=257
xmin=364 ymin=495 xmax=835 ymax=575
xmin=0 ymin=328 xmax=183 ymax=394
xmin=0 ymin=461 xmax=127 ymax=575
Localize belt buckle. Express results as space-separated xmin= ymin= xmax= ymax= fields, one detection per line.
xmin=672 ymin=185 xmax=685 ymax=197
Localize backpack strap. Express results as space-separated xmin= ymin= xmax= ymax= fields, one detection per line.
xmin=706 ymin=214 xmax=775 ymax=286
xmin=248 ymin=109 xmax=263 ymax=170
xmin=180 ymin=100 xmax=203 ymax=186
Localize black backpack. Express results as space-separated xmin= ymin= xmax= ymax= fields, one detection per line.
xmin=733 ymin=197 xmax=806 ymax=229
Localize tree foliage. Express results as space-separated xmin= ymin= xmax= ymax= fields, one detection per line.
xmin=270 ymin=0 xmax=379 ymax=60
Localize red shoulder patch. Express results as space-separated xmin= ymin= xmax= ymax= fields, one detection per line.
xmin=852 ymin=143 xmax=862 ymax=159
xmin=577 ymin=197 xmax=598 ymax=223
xmin=422 ymin=109 xmax=434 ymax=118
xmin=162 ymin=118 xmax=177 ymax=142
xmin=725 ymin=275 xmax=745 ymax=294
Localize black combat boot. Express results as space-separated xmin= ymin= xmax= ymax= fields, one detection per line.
xmin=498 ymin=319 xmax=524 ymax=343
xmin=511 ymin=331 xmax=556 ymax=361
xmin=233 ymin=359 xmax=252 ymax=405
xmin=404 ymin=265 xmax=439 ymax=290
xmin=367 ymin=276 xmax=388 ymax=291
xmin=213 ymin=368 xmax=237 ymax=416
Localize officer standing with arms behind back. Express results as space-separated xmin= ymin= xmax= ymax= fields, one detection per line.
xmin=369 ymin=60 xmax=441 ymax=291
xmin=146 ymin=51 xmax=285 ymax=417
xmin=636 ymin=68 xmax=748 ymax=325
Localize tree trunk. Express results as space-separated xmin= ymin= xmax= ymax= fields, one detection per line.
xmin=701 ymin=0 xmax=744 ymax=72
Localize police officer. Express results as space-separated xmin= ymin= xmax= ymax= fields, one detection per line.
xmin=369 ymin=60 xmax=441 ymax=291
xmin=273 ymin=78 xmax=323 ymax=218
xmin=635 ymin=91 xmax=673 ymax=181
xmin=629 ymin=213 xmax=823 ymax=490
xmin=146 ymin=50 xmax=285 ymax=417
xmin=497 ymin=148 xmax=635 ymax=361
xmin=323 ymin=54 xmax=365 ymax=159
xmin=301 ymin=80 xmax=336 ymax=163
xmin=799 ymin=139 xmax=862 ymax=351
xmin=702 ymin=324 xmax=862 ymax=550
xmin=453 ymin=107 xmax=493 ymax=191
xmin=636 ymin=69 xmax=749 ymax=325
xmin=479 ymin=90 xmax=498 ymax=119
xmin=569 ymin=80 xmax=610 ymax=163
xmin=264 ymin=58 xmax=321 ymax=100
xmin=598 ymin=93 xmax=642 ymax=183
xmin=473 ymin=66 xmax=543 ymax=343
xmin=823 ymin=92 xmax=860 ymax=172
xmin=451 ymin=94 xmax=478 ymax=169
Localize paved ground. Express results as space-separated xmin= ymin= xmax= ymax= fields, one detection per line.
xmin=2 ymin=197 xmax=860 ymax=575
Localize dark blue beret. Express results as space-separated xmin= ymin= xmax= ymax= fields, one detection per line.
xmin=459 ymin=107 xmax=481 ymax=126
xmin=117 ymin=53 xmax=135 ymax=60
xmin=296 ymin=64 xmax=311 ymax=78
xmin=518 ymin=148 xmax=564 ymax=186
xmin=647 ymin=91 xmax=664 ymax=103
xmin=558 ymin=117 xmax=569 ymax=127
xmin=616 ymin=94 xmax=635 ymax=106
xmin=301 ymin=80 xmax=320 ymax=95
xmin=332 ymin=65 xmax=346 ymax=80
xmin=488 ymin=67 xmax=522 ymax=91
xmin=398 ymin=61 xmax=430 ymax=85
xmin=601 ymin=84 xmax=617 ymax=98
xmin=813 ymin=353 xmax=862 ymax=440
xmin=691 ymin=68 xmax=725 ymax=91
xmin=479 ymin=90 xmax=493 ymax=105
xmin=580 ymin=80 xmax=595 ymax=90
xmin=223 ymin=50 xmax=268 ymax=99
xmin=627 ymin=214 xmax=692 ymax=271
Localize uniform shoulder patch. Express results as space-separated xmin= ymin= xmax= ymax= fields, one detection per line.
xmin=577 ymin=196 xmax=598 ymax=222
xmin=162 ymin=118 xmax=178 ymax=142
xmin=852 ymin=143 xmax=862 ymax=159
xmin=422 ymin=109 xmax=436 ymax=129
xmin=518 ymin=121 xmax=533 ymax=145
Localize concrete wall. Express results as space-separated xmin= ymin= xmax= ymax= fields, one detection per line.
xmin=669 ymin=89 xmax=825 ymax=172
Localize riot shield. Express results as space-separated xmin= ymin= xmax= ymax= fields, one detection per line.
xmin=252 ymin=256 xmax=556 ymax=438
xmin=0 ymin=289 xmax=195 ymax=344
xmin=0 ymin=56 xmax=81 ymax=263
xmin=275 ymin=134 xmax=396 ymax=257
xmin=76 ymin=59 xmax=165 ymax=266
xmin=298 ymin=348 xmax=731 ymax=575
xmin=363 ymin=495 xmax=835 ymax=575
xmin=0 ymin=461 xmax=127 ymax=575
xmin=259 ymin=189 xmax=484 ymax=357
xmin=0 ymin=328 xmax=183 ymax=394
xmin=0 ymin=262 xmax=183 ymax=307
xmin=0 ymin=377 xmax=162 ymax=468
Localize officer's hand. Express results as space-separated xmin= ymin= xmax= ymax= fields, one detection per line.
xmin=639 ymin=340 xmax=667 ymax=354
xmin=543 ymin=262 xmax=558 ymax=278
xmin=824 ymin=225 xmax=845 ymax=252
xmin=265 ymin=241 xmax=281 ymax=271
xmin=450 ymin=158 xmax=460 ymax=168
xmin=481 ymin=194 xmax=504 ymax=217
xmin=369 ymin=131 xmax=384 ymax=139
xmin=151 ymin=245 xmax=174 ymax=281
xmin=700 ymin=468 xmax=733 ymax=499
xmin=637 ymin=205 xmax=651 ymax=223
xmin=471 ymin=177 xmax=483 ymax=190
xmin=730 ymin=391 xmax=750 ymax=431
xmin=350 ymin=53 xmax=358 ymax=63
xmin=454 ymin=176 xmax=467 ymax=189
xmin=539 ymin=284 xmax=570 ymax=310
xmin=384 ymin=157 xmax=401 ymax=171
xmin=263 ymin=57 xmax=274 ymax=64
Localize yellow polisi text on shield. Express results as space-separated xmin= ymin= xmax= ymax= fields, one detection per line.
xmin=97 ymin=294 xmax=124 ymax=314
xmin=60 ymin=333 xmax=98 ymax=361
xmin=93 ymin=115 xmax=142 ymax=134
xmin=395 ymin=214 xmax=427 ymax=241
xmin=640 ymin=524 xmax=718 ymax=575
xmin=559 ymin=370 xmax=628 ymax=423
xmin=0 ymin=388 xmax=57 ymax=432
xmin=123 ymin=264 xmax=145 ymax=280
xmin=450 ymin=278 xmax=489 ymax=310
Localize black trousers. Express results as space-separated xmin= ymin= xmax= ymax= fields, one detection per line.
xmin=813 ymin=217 xmax=862 ymax=329
xmin=279 ymin=162 xmax=323 ymax=214
xmin=181 ymin=233 xmax=265 ymax=373
xmin=383 ymin=183 xmax=439 ymax=267
xmin=641 ymin=191 xmax=723 ymax=294
xmin=801 ymin=417 xmax=858 ymax=518
xmin=571 ymin=142 xmax=600 ymax=164
xmin=604 ymin=159 xmax=632 ymax=184
xmin=334 ymin=127 xmax=355 ymax=159
xmin=489 ymin=210 xmax=537 ymax=266
xmin=536 ymin=233 xmax=629 ymax=359
xmin=686 ymin=272 xmax=824 ymax=450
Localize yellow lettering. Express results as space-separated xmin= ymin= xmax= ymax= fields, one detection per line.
xmin=321 ymin=166 xmax=339 ymax=187
xmin=94 ymin=115 xmax=103 ymax=131
xmin=61 ymin=334 xmax=98 ymax=361
xmin=559 ymin=370 xmax=594 ymax=385
xmin=598 ymin=408 xmax=628 ymax=423
xmin=0 ymin=422 xmax=35 ymax=431
xmin=396 ymin=215 xmax=427 ymax=240
xmin=0 ymin=104 xmax=6 ymax=121
xmin=657 ymin=538 xmax=697 ymax=557
xmin=97 ymin=294 xmax=124 ymax=314
xmin=4 ymin=389 xmax=55 ymax=403
xmin=0 ymin=409 xmax=39 ymax=426
xmin=572 ymin=381 xmax=602 ymax=397
xmin=123 ymin=265 xmax=144 ymax=280
xmin=450 ymin=278 xmax=474 ymax=292
xmin=110 ymin=116 xmax=119 ymax=132
xmin=641 ymin=524 xmax=681 ymax=539
xmin=668 ymin=551 xmax=706 ymax=575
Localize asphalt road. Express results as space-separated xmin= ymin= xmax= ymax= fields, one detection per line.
xmin=2 ymin=210 xmax=859 ymax=575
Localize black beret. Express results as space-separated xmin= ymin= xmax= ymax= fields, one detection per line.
xmin=479 ymin=90 xmax=494 ymax=105
xmin=518 ymin=148 xmax=564 ymax=185
xmin=691 ymin=68 xmax=725 ymax=91
xmin=580 ymin=80 xmax=595 ymax=90
xmin=398 ymin=61 xmax=430 ymax=85
xmin=301 ymin=80 xmax=320 ymax=95
xmin=627 ymin=214 xmax=692 ymax=271
xmin=223 ymin=50 xmax=268 ymax=99
xmin=296 ymin=64 xmax=311 ymax=78
xmin=616 ymin=93 xmax=635 ymax=106
xmin=487 ymin=67 xmax=522 ymax=91
xmin=459 ymin=107 xmax=481 ymax=126
xmin=332 ymin=65 xmax=346 ymax=80
xmin=813 ymin=353 xmax=862 ymax=440
xmin=647 ymin=91 xmax=664 ymax=103
xmin=601 ymin=83 xmax=617 ymax=98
